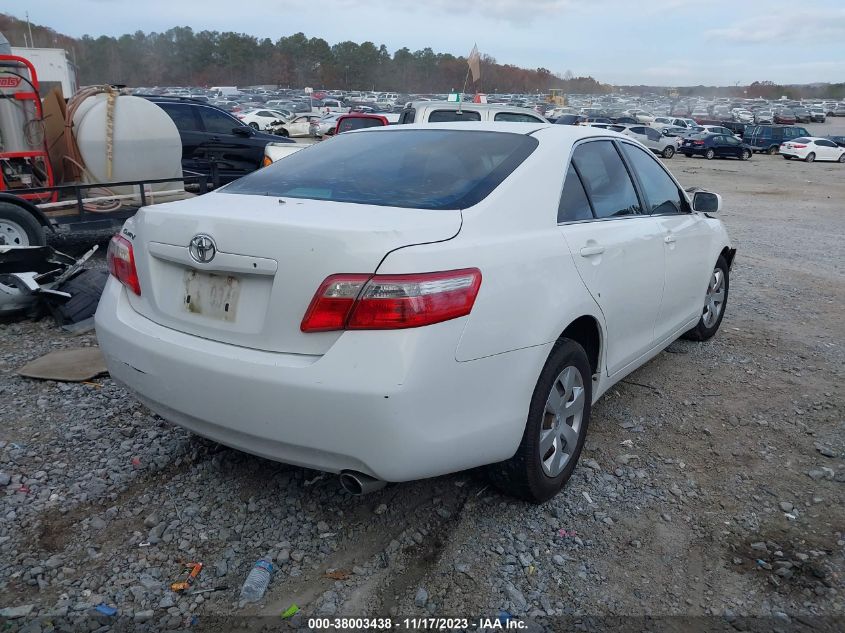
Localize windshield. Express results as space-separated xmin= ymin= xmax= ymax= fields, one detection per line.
xmin=222 ymin=129 xmax=538 ymax=210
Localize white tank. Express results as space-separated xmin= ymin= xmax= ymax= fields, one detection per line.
xmin=72 ymin=94 xmax=183 ymax=195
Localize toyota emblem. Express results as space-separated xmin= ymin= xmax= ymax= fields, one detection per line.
xmin=189 ymin=234 xmax=217 ymax=263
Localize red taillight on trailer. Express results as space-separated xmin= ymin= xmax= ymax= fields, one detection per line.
xmin=107 ymin=234 xmax=141 ymax=295
xmin=301 ymin=269 xmax=482 ymax=332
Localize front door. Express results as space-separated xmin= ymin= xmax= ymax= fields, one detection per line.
xmin=618 ymin=142 xmax=713 ymax=340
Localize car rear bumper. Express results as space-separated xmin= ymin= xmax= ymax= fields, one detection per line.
xmin=95 ymin=280 xmax=547 ymax=481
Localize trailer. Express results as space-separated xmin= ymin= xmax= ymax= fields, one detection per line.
xmin=0 ymin=174 xmax=208 ymax=247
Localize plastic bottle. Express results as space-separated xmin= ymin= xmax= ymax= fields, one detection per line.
xmin=239 ymin=558 xmax=273 ymax=604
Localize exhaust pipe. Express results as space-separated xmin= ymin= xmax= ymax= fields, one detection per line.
xmin=339 ymin=470 xmax=386 ymax=495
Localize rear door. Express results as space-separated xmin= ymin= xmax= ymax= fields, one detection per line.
xmin=155 ymin=102 xmax=203 ymax=172
xmin=558 ymin=139 xmax=665 ymax=375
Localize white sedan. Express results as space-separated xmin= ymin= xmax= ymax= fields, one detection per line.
xmin=96 ymin=123 xmax=735 ymax=502
xmin=236 ymin=108 xmax=292 ymax=130
xmin=780 ymin=137 xmax=845 ymax=163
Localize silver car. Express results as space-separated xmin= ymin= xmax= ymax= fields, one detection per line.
xmin=618 ymin=124 xmax=676 ymax=158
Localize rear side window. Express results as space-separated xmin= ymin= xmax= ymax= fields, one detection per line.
xmin=494 ymin=112 xmax=541 ymax=123
xmin=620 ymin=143 xmax=683 ymax=215
xmin=558 ymin=164 xmax=593 ymax=223
xmin=157 ymin=103 xmax=200 ymax=131
xmin=222 ymin=129 xmax=538 ymax=210
xmin=428 ymin=109 xmax=481 ymax=122
xmin=571 ymin=141 xmax=641 ymax=218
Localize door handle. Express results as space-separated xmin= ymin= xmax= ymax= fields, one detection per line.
xmin=209 ymin=136 xmax=220 ymax=142
xmin=664 ymin=235 xmax=676 ymax=244
xmin=579 ymin=245 xmax=605 ymax=257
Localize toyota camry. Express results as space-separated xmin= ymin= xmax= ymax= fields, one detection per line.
xmin=95 ymin=123 xmax=735 ymax=502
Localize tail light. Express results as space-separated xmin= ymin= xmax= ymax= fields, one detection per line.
xmin=301 ymin=269 xmax=482 ymax=332
xmin=107 ymin=234 xmax=141 ymax=296
xmin=693 ymin=140 xmax=704 ymax=145
xmin=262 ymin=155 xmax=273 ymax=167
xmin=792 ymin=143 xmax=807 ymax=149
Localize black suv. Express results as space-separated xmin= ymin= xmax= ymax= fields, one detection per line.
xmin=143 ymin=96 xmax=294 ymax=185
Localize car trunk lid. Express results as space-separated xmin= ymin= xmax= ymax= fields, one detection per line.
xmin=125 ymin=192 xmax=462 ymax=355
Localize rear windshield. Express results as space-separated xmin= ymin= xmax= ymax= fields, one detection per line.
xmin=222 ymin=129 xmax=538 ymax=210
xmin=428 ymin=109 xmax=482 ymax=122
xmin=792 ymin=137 xmax=811 ymax=143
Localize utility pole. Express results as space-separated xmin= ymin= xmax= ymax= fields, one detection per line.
xmin=26 ymin=11 xmax=34 ymax=48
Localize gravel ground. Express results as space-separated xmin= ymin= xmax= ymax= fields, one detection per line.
xmin=1 ymin=129 xmax=844 ymax=632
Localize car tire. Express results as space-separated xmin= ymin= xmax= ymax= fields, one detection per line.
xmin=662 ymin=146 xmax=675 ymax=159
xmin=704 ymin=149 xmax=715 ymax=160
xmin=805 ymin=152 xmax=815 ymax=163
xmin=682 ymin=255 xmax=729 ymax=342
xmin=248 ymin=122 xmax=259 ymax=130
xmin=0 ymin=202 xmax=46 ymax=247
xmin=486 ymin=339 xmax=592 ymax=504
xmin=838 ymin=153 xmax=845 ymax=163
xmin=740 ymin=149 xmax=750 ymax=161
xmin=767 ymin=146 xmax=778 ymax=155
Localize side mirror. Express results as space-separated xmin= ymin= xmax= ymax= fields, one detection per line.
xmin=692 ymin=191 xmax=722 ymax=214
xmin=232 ymin=127 xmax=251 ymax=136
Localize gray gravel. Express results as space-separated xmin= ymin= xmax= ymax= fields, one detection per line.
xmin=0 ymin=151 xmax=843 ymax=631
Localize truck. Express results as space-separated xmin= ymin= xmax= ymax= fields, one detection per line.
xmin=10 ymin=46 xmax=77 ymax=97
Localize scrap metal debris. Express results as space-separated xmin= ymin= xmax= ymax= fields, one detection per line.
xmin=0 ymin=244 xmax=100 ymax=321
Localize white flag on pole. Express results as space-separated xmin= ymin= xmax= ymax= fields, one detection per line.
xmin=467 ymin=44 xmax=481 ymax=83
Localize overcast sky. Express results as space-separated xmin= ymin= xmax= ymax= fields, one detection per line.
xmin=7 ymin=0 xmax=845 ymax=85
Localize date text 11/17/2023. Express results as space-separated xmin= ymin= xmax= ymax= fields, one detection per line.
xmin=306 ymin=617 xmax=526 ymax=630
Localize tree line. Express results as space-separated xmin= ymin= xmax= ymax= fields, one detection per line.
xmin=1 ymin=13 xmax=608 ymax=94
xmin=4 ymin=14 xmax=842 ymax=99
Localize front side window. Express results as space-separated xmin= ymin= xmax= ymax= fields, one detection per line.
xmin=200 ymin=107 xmax=240 ymax=134
xmin=571 ymin=141 xmax=641 ymax=219
xmin=620 ymin=143 xmax=684 ymax=215
xmin=223 ymin=129 xmax=538 ymax=210
xmin=557 ymin=164 xmax=593 ymax=223
xmin=427 ymin=109 xmax=482 ymax=122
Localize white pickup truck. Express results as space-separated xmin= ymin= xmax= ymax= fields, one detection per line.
xmin=398 ymin=101 xmax=547 ymax=125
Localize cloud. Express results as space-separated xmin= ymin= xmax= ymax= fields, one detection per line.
xmin=706 ymin=9 xmax=845 ymax=43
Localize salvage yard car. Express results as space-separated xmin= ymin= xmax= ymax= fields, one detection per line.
xmin=780 ymin=137 xmax=845 ymax=163
xmin=96 ymin=123 xmax=735 ymax=503
xmin=681 ymin=133 xmax=752 ymax=160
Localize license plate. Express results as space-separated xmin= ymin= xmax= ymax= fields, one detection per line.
xmin=183 ymin=270 xmax=240 ymax=322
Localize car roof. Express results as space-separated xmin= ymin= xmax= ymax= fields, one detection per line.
xmin=351 ymin=121 xmax=638 ymax=144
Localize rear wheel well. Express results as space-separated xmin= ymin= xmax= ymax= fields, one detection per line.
xmin=558 ymin=316 xmax=601 ymax=376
